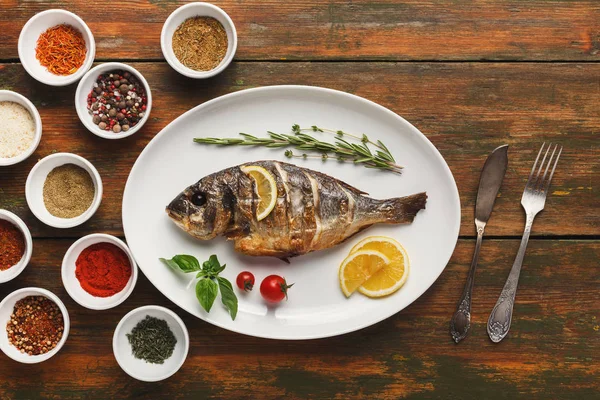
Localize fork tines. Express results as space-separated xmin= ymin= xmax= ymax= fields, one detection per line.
xmin=525 ymin=142 xmax=563 ymax=195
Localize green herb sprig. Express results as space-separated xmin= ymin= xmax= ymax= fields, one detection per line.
xmin=160 ymin=254 xmax=238 ymax=320
xmin=193 ymin=124 xmax=402 ymax=174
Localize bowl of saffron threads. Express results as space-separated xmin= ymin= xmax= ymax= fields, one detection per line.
xmin=113 ymin=305 xmax=189 ymax=382
xmin=61 ymin=233 xmax=138 ymax=310
xmin=18 ymin=9 xmax=95 ymax=86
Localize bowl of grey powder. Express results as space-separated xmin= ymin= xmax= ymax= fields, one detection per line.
xmin=25 ymin=153 xmax=103 ymax=228
xmin=0 ymin=90 xmax=42 ymax=166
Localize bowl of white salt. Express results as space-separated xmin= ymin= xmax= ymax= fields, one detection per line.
xmin=0 ymin=90 xmax=42 ymax=167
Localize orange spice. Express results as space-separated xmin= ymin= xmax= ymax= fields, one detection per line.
xmin=35 ymin=24 xmax=86 ymax=76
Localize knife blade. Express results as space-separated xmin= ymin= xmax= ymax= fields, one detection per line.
xmin=450 ymin=144 xmax=508 ymax=343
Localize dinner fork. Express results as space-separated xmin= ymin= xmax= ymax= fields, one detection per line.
xmin=487 ymin=143 xmax=562 ymax=343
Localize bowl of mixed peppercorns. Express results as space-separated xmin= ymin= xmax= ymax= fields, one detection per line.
xmin=0 ymin=287 xmax=70 ymax=364
xmin=75 ymin=62 xmax=152 ymax=139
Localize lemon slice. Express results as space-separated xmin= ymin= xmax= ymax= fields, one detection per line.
xmin=240 ymin=165 xmax=277 ymax=221
xmin=350 ymin=236 xmax=409 ymax=298
xmin=339 ymin=250 xmax=390 ymax=297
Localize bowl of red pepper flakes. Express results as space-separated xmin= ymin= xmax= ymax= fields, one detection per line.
xmin=18 ymin=9 xmax=95 ymax=86
xmin=61 ymin=233 xmax=138 ymax=310
xmin=0 ymin=287 xmax=70 ymax=364
xmin=0 ymin=210 xmax=33 ymax=283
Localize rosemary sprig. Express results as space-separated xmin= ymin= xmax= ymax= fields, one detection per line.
xmin=193 ymin=125 xmax=402 ymax=173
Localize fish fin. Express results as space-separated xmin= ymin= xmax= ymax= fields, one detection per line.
xmin=378 ymin=192 xmax=427 ymax=223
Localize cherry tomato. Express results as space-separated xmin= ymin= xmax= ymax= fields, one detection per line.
xmin=260 ymin=275 xmax=294 ymax=303
xmin=236 ymin=271 xmax=255 ymax=292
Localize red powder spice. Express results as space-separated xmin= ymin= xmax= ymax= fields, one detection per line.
xmin=75 ymin=242 xmax=131 ymax=297
xmin=0 ymin=220 xmax=25 ymax=271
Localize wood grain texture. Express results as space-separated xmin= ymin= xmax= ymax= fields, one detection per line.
xmin=0 ymin=238 xmax=597 ymax=399
xmin=0 ymin=1 xmax=600 ymax=61
xmin=0 ymin=62 xmax=598 ymax=237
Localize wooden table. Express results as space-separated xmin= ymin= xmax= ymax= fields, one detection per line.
xmin=1 ymin=1 xmax=598 ymax=398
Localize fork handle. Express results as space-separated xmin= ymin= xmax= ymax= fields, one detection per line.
xmin=487 ymin=213 xmax=535 ymax=343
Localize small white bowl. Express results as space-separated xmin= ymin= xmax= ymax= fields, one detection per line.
xmin=75 ymin=62 xmax=152 ymax=139
xmin=161 ymin=2 xmax=237 ymax=79
xmin=0 ymin=287 xmax=70 ymax=364
xmin=62 ymin=234 xmax=138 ymax=310
xmin=18 ymin=9 xmax=95 ymax=86
xmin=0 ymin=210 xmax=33 ymax=283
xmin=113 ymin=305 xmax=189 ymax=382
xmin=25 ymin=152 xmax=103 ymax=228
xmin=0 ymin=90 xmax=42 ymax=166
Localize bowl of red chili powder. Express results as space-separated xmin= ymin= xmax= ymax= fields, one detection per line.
xmin=61 ymin=233 xmax=138 ymax=310
xmin=0 ymin=210 xmax=33 ymax=283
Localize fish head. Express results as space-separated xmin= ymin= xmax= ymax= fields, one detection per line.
xmin=166 ymin=176 xmax=232 ymax=240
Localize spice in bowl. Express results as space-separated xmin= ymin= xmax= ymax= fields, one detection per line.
xmin=0 ymin=220 xmax=26 ymax=270
xmin=127 ymin=315 xmax=177 ymax=364
xmin=172 ymin=17 xmax=227 ymax=72
xmin=6 ymin=296 xmax=64 ymax=356
xmin=43 ymin=164 xmax=95 ymax=219
xmin=75 ymin=242 xmax=132 ymax=297
xmin=0 ymin=101 xmax=36 ymax=159
xmin=86 ymin=70 xmax=148 ymax=133
xmin=36 ymin=24 xmax=87 ymax=76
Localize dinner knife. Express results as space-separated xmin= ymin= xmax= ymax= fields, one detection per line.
xmin=450 ymin=144 xmax=508 ymax=343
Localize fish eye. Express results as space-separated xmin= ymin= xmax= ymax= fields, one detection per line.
xmin=190 ymin=192 xmax=207 ymax=207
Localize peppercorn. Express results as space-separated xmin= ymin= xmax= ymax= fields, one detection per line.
xmin=98 ymin=122 xmax=107 ymax=130
xmin=117 ymin=112 xmax=124 ymax=120
xmin=92 ymin=115 xmax=100 ymax=124
xmin=113 ymin=124 xmax=121 ymax=133
xmin=108 ymin=109 xmax=117 ymax=117
xmin=122 ymin=124 xmax=130 ymax=131
xmin=118 ymin=101 xmax=126 ymax=109
xmin=100 ymin=115 xmax=108 ymax=122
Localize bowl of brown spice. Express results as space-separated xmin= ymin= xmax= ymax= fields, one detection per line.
xmin=161 ymin=2 xmax=237 ymax=79
xmin=0 ymin=210 xmax=33 ymax=283
xmin=0 ymin=287 xmax=70 ymax=364
xmin=25 ymin=153 xmax=103 ymax=228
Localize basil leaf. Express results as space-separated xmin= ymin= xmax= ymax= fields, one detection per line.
xmin=217 ymin=277 xmax=238 ymax=321
xmin=202 ymin=254 xmax=222 ymax=274
xmin=196 ymin=278 xmax=218 ymax=313
xmin=160 ymin=255 xmax=201 ymax=273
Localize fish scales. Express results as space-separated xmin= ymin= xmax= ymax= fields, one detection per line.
xmin=166 ymin=160 xmax=427 ymax=259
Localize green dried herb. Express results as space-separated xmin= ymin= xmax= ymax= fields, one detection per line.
xmin=126 ymin=315 xmax=177 ymax=364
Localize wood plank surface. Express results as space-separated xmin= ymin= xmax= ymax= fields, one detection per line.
xmin=1 ymin=62 xmax=598 ymax=237
xmin=0 ymin=238 xmax=597 ymax=398
xmin=0 ymin=1 xmax=600 ymax=61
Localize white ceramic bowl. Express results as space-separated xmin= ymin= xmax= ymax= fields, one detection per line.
xmin=113 ymin=305 xmax=189 ymax=382
xmin=25 ymin=152 xmax=103 ymax=228
xmin=75 ymin=62 xmax=152 ymax=139
xmin=18 ymin=9 xmax=95 ymax=86
xmin=0 ymin=287 xmax=70 ymax=364
xmin=161 ymin=2 xmax=237 ymax=79
xmin=62 ymin=234 xmax=138 ymax=310
xmin=0 ymin=210 xmax=33 ymax=283
xmin=0 ymin=90 xmax=42 ymax=166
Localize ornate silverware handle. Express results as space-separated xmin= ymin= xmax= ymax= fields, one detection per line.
xmin=450 ymin=221 xmax=485 ymax=343
xmin=487 ymin=213 xmax=535 ymax=343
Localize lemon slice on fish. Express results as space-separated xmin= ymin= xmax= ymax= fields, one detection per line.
xmin=349 ymin=236 xmax=409 ymax=298
xmin=240 ymin=165 xmax=277 ymax=221
xmin=339 ymin=250 xmax=390 ymax=297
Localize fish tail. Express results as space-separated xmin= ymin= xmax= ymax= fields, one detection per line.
xmin=377 ymin=192 xmax=427 ymax=223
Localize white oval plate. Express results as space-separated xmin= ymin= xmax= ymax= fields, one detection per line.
xmin=123 ymin=86 xmax=460 ymax=340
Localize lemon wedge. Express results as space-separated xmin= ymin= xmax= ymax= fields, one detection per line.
xmin=339 ymin=250 xmax=390 ymax=297
xmin=240 ymin=165 xmax=277 ymax=221
xmin=349 ymin=236 xmax=409 ymax=298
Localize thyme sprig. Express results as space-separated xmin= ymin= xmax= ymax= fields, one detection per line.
xmin=193 ymin=124 xmax=402 ymax=174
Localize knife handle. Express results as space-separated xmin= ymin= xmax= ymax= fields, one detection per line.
xmin=450 ymin=221 xmax=485 ymax=343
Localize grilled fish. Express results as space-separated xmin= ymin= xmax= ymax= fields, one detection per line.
xmin=167 ymin=161 xmax=427 ymax=259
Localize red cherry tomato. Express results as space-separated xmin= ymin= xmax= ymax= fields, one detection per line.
xmin=260 ymin=275 xmax=293 ymax=303
xmin=236 ymin=271 xmax=255 ymax=292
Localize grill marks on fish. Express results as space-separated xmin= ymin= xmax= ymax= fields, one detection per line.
xmin=167 ymin=160 xmax=427 ymax=259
